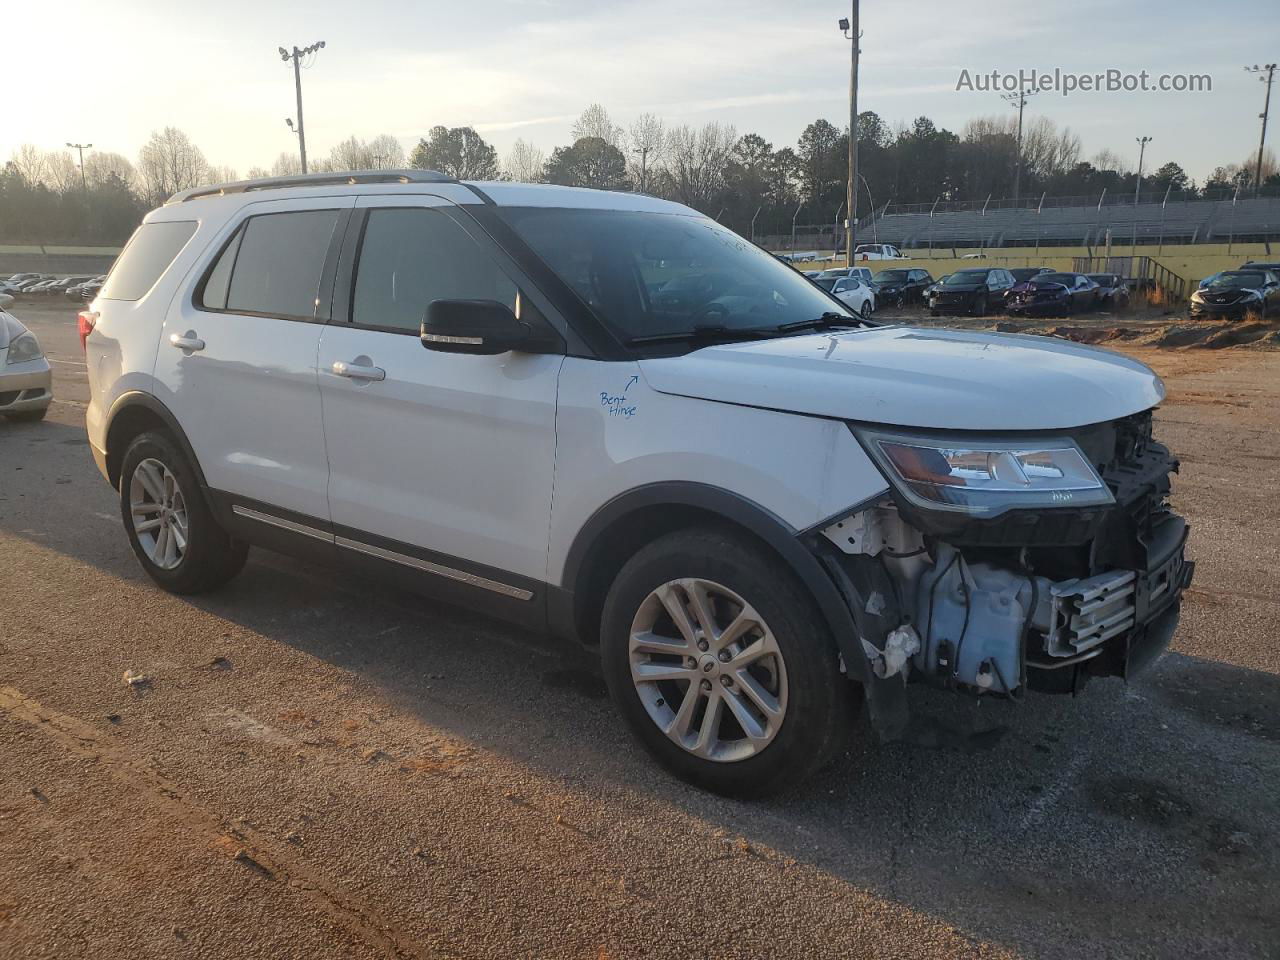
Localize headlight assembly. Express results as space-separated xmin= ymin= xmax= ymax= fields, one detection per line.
xmin=5 ymin=332 xmax=43 ymax=365
xmin=855 ymin=428 xmax=1114 ymax=515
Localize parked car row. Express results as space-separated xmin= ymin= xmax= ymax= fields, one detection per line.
xmin=0 ymin=273 xmax=106 ymax=301
xmin=923 ymin=268 xmax=1131 ymax=318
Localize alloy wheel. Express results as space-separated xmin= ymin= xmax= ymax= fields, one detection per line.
xmin=129 ymin=458 xmax=189 ymax=570
xmin=628 ymin=578 xmax=788 ymax=763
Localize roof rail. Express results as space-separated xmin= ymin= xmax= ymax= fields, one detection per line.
xmin=165 ymin=169 xmax=457 ymax=205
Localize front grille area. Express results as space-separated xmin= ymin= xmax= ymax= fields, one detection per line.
xmin=0 ymin=391 xmax=19 ymax=407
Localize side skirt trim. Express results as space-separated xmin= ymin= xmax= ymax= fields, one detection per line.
xmin=232 ymin=505 xmax=333 ymax=543
xmin=229 ymin=502 xmax=533 ymax=601
xmin=334 ymin=536 xmax=534 ymax=601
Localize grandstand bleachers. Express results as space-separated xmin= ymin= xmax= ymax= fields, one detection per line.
xmin=857 ymin=197 xmax=1280 ymax=249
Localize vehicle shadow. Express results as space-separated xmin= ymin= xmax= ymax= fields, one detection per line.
xmin=2 ymin=417 xmax=1278 ymax=958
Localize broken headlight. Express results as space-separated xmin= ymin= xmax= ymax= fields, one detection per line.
xmin=855 ymin=429 xmax=1114 ymax=516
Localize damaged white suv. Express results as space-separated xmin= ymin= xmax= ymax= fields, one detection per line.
xmin=83 ymin=171 xmax=1193 ymax=796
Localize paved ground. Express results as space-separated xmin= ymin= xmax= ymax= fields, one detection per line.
xmin=1 ymin=300 xmax=1278 ymax=960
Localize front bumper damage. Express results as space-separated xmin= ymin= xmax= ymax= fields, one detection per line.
xmin=808 ymin=410 xmax=1193 ymax=739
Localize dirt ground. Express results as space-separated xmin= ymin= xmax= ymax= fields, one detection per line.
xmin=1 ymin=300 xmax=1278 ymax=959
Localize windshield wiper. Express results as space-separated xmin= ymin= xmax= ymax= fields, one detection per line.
xmin=627 ymin=324 xmax=778 ymax=345
xmin=775 ymin=312 xmax=863 ymax=334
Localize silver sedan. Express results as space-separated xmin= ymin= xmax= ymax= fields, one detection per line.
xmin=0 ymin=310 xmax=53 ymax=422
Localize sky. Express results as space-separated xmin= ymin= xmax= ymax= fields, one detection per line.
xmin=5 ymin=0 xmax=1274 ymax=185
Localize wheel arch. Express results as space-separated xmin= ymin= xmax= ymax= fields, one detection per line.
xmin=104 ymin=391 xmax=210 ymax=496
xmin=553 ymin=482 xmax=861 ymax=662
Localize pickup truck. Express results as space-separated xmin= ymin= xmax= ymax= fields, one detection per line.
xmin=852 ymin=243 xmax=907 ymax=261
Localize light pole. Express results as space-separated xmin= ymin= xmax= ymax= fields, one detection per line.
xmin=839 ymin=5 xmax=859 ymax=266
xmin=66 ymin=142 xmax=92 ymax=192
xmin=279 ymin=41 xmax=326 ymax=174
xmin=1134 ymin=136 xmax=1152 ymax=203
xmin=1246 ymin=64 xmax=1277 ymax=196
xmin=1132 ymin=137 xmax=1151 ymax=252
xmin=1000 ymin=88 xmax=1036 ymax=204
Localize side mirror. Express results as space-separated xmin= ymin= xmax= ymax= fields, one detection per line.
xmin=420 ymin=299 xmax=553 ymax=356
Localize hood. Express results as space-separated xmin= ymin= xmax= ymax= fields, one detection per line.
xmin=638 ymin=326 xmax=1165 ymax=431
xmin=934 ymin=281 xmax=985 ymax=292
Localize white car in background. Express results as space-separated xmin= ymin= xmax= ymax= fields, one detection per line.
xmin=0 ymin=310 xmax=53 ymax=422
xmin=812 ymin=274 xmax=875 ymax=318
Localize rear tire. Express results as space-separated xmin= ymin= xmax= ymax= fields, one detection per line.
xmin=600 ymin=528 xmax=857 ymax=797
xmin=119 ymin=431 xmax=248 ymax=594
xmin=860 ymin=300 xmax=873 ymax=320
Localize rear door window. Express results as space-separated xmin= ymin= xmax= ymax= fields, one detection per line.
xmin=220 ymin=210 xmax=340 ymax=319
xmin=100 ymin=220 xmax=197 ymax=301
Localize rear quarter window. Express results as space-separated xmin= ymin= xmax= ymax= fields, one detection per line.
xmin=100 ymin=220 xmax=198 ymax=301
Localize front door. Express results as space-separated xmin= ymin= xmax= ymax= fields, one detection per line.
xmin=316 ymin=196 xmax=563 ymax=592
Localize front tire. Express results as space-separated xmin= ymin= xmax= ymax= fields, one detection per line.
xmin=600 ymin=528 xmax=857 ymax=797
xmin=119 ymin=431 xmax=248 ymax=594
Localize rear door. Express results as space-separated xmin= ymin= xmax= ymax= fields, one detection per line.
xmin=316 ymin=194 xmax=563 ymax=599
xmin=155 ymin=196 xmax=353 ymax=523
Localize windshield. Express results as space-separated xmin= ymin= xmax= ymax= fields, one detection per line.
xmin=496 ymin=207 xmax=852 ymax=341
xmin=876 ymin=270 xmax=909 ymax=282
xmin=1037 ymin=273 xmax=1076 ymax=286
xmin=1210 ymin=272 xmax=1264 ymax=288
xmin=813 ymin=277 xmax=837 ymax=291
xmin=944 ymin=271 xmax=987 ymax=286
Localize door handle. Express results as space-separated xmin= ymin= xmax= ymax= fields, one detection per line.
xmin=169 ymin=332 xmax=205 ymax=352
xmin=330 ymin=360 xmax=386 ymax=382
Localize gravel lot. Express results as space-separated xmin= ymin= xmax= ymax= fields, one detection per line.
xmin=2 ymin=299 xmax=1278 ymax=959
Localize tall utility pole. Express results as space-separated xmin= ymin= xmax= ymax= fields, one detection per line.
xmin=279 ymin=41 xmax=326 ymax=174
xmin=1246 ymin=64 xmax=1277 ymax=197
xmin=633 ymin=145 xmax=651 ymax=193
xmin=839 ymin=4 xmax=859 ymax=267
xmin=66 ymin=142 xmax=92 ymax=192
xmin=1000 ymin=88 xmax=1036 ymax=204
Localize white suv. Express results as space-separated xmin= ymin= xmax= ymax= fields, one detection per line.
xmin=83 ymin=170 xmax=1193 ymax=796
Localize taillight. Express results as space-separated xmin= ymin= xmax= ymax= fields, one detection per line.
xmin=77 ymin=311 xmax=97 ymax=351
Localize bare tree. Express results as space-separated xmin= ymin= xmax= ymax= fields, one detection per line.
xmin=627 ymin=113 xmax=666 ymax=192
xmin=572 ymin=104 xmax=625 ymax=149
xmin=1091 ymin=149 xmax=1130 ymax=175
xmin=366 ymin=134 xmax=405 ymax=169
xmin=42 ymin=151 xmax=81 ymax=193
xmin=663 ymin=122 xmax=738 ymax=210
xmin=503 ymin=139 xmax=545 ymax=182
xmin=326 ymin=136 xmax=372 ymax=171
xmin=83 ymin=152 xmax=136 ymax=189
xmin=137 ymin=127 xmax=209 ymax=202
xmin=245 ymin=166 xmax=271 ymax=180
xmin=8 ymin=144 xmax=47 ymax=186
xmin=271 ymin=152 xmax=303 ymax=177
xmin=202 ymin=164 xmax=239 ymax=186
